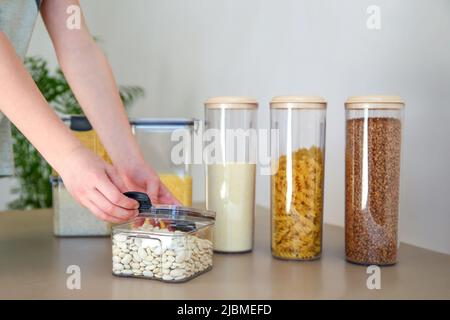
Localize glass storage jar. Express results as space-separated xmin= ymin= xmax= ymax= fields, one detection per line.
xmin=204 ymin=97 xmax=257 ymax=253
xmin=345 ymin=96 xmax=404 ymax=265
xmin=270 ymin=96 xmax=326 ymax=260
xmin=52 ymin=176 xmax=111 ymax=236
xmin=111 ymin=201 xmax=215 ymax=283
xmin=131 ymin=119 xmax=198 ymax=206
xmin=68 ymin=116 xmax=112 ymax=163
xmin=53 ymin=116 xmax=112 ymax=177
xmin=52 ymin=116 xmax=112 ymax=236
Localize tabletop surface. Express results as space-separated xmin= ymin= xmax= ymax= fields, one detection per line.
xmin=0 ymin=208 xmax=449 ymax=299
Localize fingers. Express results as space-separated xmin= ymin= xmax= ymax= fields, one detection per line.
xmin=90 ymin=188 xmax=138 ymax=220
xmin=80 ymin=198 xmax=128 ymax=224
xmin=146 ymin=179 xmax=180 ymax=205
xmin=146 ymin=180 xmax=160 ymax=204
xmin=98 ymin=167 xmax=139 ymax=210
xmin=132 ymin=217 xmax=146 ymax=228
xmin=105 ymin=166 xmax=127 ymax=192
xmin=158 ymin=182 xmax=182 ymax=206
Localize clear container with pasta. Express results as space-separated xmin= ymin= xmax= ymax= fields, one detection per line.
xmin=131 ymin=119 xmax=198 ymax=206
xmin=270 ymin=96 xmax=326 ymax=260
xmin=54 ymin=116 xmax=112 ymax=176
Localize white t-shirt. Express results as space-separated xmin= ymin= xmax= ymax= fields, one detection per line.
xmin=0 ymin=0 xmax=41 ymax=176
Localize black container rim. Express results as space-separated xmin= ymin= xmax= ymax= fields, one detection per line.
xmin=50 ymin=176 xmax=63 ymax=184
xmin=149 ymin=205 xmax=215 ymax=221
xmin=60 ymin=116 xmax=199 ymax=127
xmin=130 ymin=118 xmax=198 ymax=127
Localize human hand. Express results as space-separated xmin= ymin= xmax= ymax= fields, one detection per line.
xmin=118 ymin=162 xmax=181 ymax=206
xmin=58 ymin=147 xmax=140 ymax=223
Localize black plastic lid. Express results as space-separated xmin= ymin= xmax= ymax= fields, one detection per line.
xmin=129 ymin=118 xmax=197 ymax=127
xmin=70 ymin=116 xmax=92 ymax=131
xmin=172 ymin=220 xmax=197 ymax=232
xmin=123 ymin=191 xmax=152 ymax=213
xmin=122 ymin=192 xmax=199 ymax=232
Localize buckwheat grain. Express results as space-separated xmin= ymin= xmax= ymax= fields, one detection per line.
xmin=345 ymin=117 xmax=401 ymax=265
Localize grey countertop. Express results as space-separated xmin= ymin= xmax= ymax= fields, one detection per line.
xmin=0 ymin=208 xmax=449 ymax=299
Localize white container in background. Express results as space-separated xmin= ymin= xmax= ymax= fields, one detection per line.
xmin=52 ymin=177 xmax=111 ymax=236
xmin=204 ymin=97 xmax=258 ymax=253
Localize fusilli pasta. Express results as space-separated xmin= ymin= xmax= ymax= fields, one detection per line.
xmin=271 ymin=146 xmax=324 ymax=260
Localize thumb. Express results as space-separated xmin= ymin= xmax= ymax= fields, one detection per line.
xmin=146 ymin=180 xmax=159 ymax=204
xmin=159 ymin=182 xmax=181 ymax=206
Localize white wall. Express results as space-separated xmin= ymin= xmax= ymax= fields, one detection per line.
xmin=1 ymin=0 xmax=449 ymax=254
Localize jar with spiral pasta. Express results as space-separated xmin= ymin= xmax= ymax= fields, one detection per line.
xmin=270 ymin=96 xmax=326 ymax=260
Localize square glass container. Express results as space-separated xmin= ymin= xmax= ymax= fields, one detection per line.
xmin=52 ymin=177 xmax=111 ymax=236
xmin=112 ymin=206 xmax=215 ymax=282
xmin=60 ymin=115 xmax=112 ymax=166
xmin=131 ymin=118 xmax=199 ymax=206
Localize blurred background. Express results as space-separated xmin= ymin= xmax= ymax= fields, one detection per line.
xmin=0 ymin=0 xmax=449 ymax=254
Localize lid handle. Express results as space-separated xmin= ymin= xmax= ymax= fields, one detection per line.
xmin=123 ymin=191 xmax=152 ymax=213
xmin=70 ymin=116 xmax=93 ymax=131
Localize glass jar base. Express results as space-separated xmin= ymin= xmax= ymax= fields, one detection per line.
xmin=345 ymin=257 xmax=397 ymax=267
xmin=112 ymin=265 xmax=213 ymax=283
xmin=271 ymin=253 xmax=321 ymax=261
xmin=214 ymin=248 xmax=253 ymax=254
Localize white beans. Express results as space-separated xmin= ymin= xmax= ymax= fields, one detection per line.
xmin=143 ymin=270 xmax=153 ymax=277
xmin=112 ymin=228 xmax=213 ymax=282
xmin=120 ymin=254 xmax=132 ymax=265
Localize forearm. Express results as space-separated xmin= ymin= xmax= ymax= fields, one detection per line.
xmin=37 ymin=0 xmax=182 ymax=206
xmin=39 ymin=0 xmax=179 ymax=205
xmin=41 ymin=0 xmax=145 ymax=174
xmin=0 ymin=32 xmax=84 ymax=174
xmin=56 ymin=40 xmax=144 ymax=172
